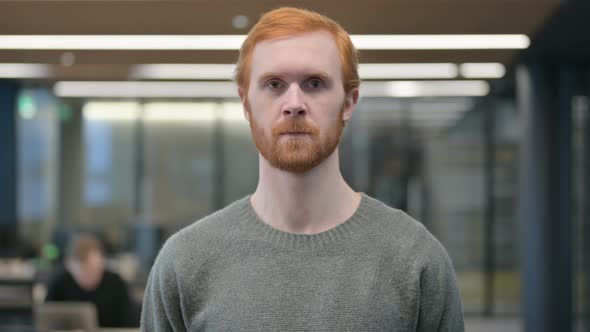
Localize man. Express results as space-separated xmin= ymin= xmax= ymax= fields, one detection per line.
xmin=142 ymin=7 xmax=464 ymax=331
xmin=45 ymin=233 xmax=137 ymax=327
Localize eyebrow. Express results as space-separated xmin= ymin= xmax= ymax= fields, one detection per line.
xmin=257 ymin=71 xmax=333 ymax=84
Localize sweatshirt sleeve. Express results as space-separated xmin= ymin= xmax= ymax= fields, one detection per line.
xmin=416 ymin=235 xmax=464 ymax=332
xmin=140 ymin=238 xmax=186 ymax=332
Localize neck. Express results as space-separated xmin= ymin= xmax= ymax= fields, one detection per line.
xmin=251 ymin=149 xmax=361 ymax=234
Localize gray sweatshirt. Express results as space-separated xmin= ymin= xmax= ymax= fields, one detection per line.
xmin=141 ymin=194 xmax=464 ymax=331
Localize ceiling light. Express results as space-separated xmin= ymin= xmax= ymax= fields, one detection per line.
xmin=56 ymin=80 xmax=489 ymax=98
xmin=361 ymin=80 xmax=490 ymax=97
xmin=351 ymin=35 xmax=530 ymax=50
xmin=359 ymin=63 xmax=458 ymax=79
xmin=130 ymin=62 xmax=503 ymax=80
xmin=130 ymin=64 xmax=236 ymax=80
xmin=54 ymin=81 xmax=239 ymax=98
xmin=131 ymin=63 xmax=457 ymax=80
xmin=232 ymin=15 xmax=250 ymax=30
xmin=0 ymin=63 xmax=51 ymax=78
xmin=144 ymin=102 xmax=217 ymax=122
xmin=460 ymin=63 xmax=506 ymax=78
xmin=0 ymin=34 xmax=529 ymax=50
xmin=0 ymin=35 xmax=246 ymax=50
xmin=60 ymin=52 xmax=76 ymax=67
xmin=83 ymin=101 xmax=141 ymax=121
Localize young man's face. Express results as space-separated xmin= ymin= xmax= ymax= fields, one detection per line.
xmin=68 ymin=249 xmax=105 ymax=291
xmin=241 ymin=30 xmax=358 ymax=173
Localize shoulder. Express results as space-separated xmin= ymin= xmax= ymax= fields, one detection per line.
xmin=361 ymin=194 xmax=452 ymax=268
xmin=153 ymin=196 xmax=251 ymax=272
xmin=361 ymin=194 xmax=430 ymax=244
xmin=102 ymin=269 xmax=127 ymax=286
xmin=46 ymin=266 xmax=72 ymax=286
xmin=45 ymin=266 xmax=73 ymax=300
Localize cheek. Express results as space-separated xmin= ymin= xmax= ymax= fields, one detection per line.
xmin=318 ymin=100 xmax=345 ymax=123
xmin=247 ymin=88 xmax=272 ymax=109
xmin=247 ymin=103 xmax=274 ymax=133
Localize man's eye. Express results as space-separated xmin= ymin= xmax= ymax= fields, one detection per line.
xmin=267 ymin=80 xmax=283 ymax=89
xmin=306 ymin=79 xmax=324 ymax=89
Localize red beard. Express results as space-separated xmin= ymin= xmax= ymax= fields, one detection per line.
xmin=247 ymin=105 xmax=344 ymax=173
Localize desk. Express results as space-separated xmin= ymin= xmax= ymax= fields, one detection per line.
xmin=0 ymin=277 xmax=35 ymax=325
xmin=0 ymin=277 xmax=35 ymax=308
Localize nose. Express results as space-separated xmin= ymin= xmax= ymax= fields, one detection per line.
xmin=282 ymin=84 xmax=307 ymax=117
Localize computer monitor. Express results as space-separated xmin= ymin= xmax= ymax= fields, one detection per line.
xmin=35 ymin=302 xmax=98 ymax=332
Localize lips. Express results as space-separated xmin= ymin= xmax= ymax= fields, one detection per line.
xmin=271 ymin=120 xmax=319 ymax=138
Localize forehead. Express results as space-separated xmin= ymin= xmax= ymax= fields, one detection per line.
xmin=249 ymin=30 xmax=342 ymax=81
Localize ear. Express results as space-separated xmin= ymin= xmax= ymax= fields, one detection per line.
xmin=238 ymin=87 xmax=251 ymax=123
xmin=342 ymin=87 xmax=359 ymax=122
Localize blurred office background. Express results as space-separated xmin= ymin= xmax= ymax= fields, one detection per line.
xmin=0 ymin=1 xmax=589 ymax=331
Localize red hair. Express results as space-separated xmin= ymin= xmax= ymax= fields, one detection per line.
xmin=235 ymin=7 xmax=360 ymax=94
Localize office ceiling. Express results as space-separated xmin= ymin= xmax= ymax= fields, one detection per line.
xmin=0 ymin=0 xmax=562 ymax=81
xmin=520 ymin=0 xmax=590 ymax=63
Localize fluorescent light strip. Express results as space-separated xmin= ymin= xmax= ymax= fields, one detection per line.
xmin=359 ymin=63 xmax=458 ymax=79
xmin=0 ymin=35 xmax=246 ymax=50
xmin=460 ymin=63 xmax=506 ymax=78
xmin=0 ymin=62 xmax=504 ymax=81
xmin=361 ymin=80 xmax=490 ymax=97
xmin=56 ymin=80 xmax=489 ymax=98
xmin=0 ymin=34 xmax=529 ymax=50
xmin=144 ymin=102 xmax=217 ymax=122
xmin=130 ymin=64 xmax=237 ymax=80
xmin=54 ymin=81 xmax=239 ymax=98
xmin=130 ymin=63 xmax=504 ymax=80
xmin=351 ymin=35 xmax=529 ymax=50
xmin=83 ymin=101 xmax=141 ymax=121
xmin=133 ymin=63 xmax=461 ymax=80
xmin=0 ymin=63 xmax=52 ymax=78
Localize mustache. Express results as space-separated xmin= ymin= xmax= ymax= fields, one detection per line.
xmin=272 ymin=119 xmax=319 ymax=136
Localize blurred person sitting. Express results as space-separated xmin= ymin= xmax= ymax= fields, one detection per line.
xmin=45 ymin=233 xmax=137 ymax=327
